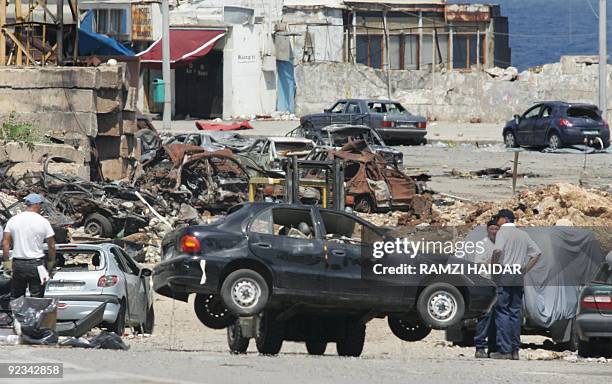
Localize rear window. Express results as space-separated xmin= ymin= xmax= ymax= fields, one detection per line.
xmin=56 ymin=250 xmax=104 ymax=271
xmin=593 ymin=264 xmax=612 ymax=284
xmin=567 ymin=107 xmax=601 ymax=120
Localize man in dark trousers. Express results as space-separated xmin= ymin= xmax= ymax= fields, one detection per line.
xmin=489 ymin=209 xmax=541 ymax=360
xmin=2 ymin=193 xmax=56 ymax=299
xmin=474 ymin=219 xmax=499 ymax=358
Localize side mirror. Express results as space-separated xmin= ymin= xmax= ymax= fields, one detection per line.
xmin=139 ymin=268 xmax=152 ymax=277
xmin=514 ymin=114 xmax=520 ymax=124
xmin=324 ymin=108 xmax=331 ymax=113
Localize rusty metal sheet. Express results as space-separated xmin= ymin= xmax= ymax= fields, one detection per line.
xmin=445 ymin=4 xmax=490 ymax=22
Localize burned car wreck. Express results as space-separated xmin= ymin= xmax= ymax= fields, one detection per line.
xmin=153 ymin=202 xmax=496 ymax=356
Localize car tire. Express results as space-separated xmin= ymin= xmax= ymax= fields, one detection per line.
xmin=354 ymin=195 xmax=374 ymax=214
xmin=504 ymin=131 xmax=518 ymax=148
xmin=227 ymin=320 xmax=250 ymax=354
xmin=109 ymin=300 xmax=126 ymax=335
xmin=194 ymin=293 xmax=236 ymax=329
xmin=84 ymin=213 xmax=114 ymax=238
xmin=221 ymin=269 xmax=269 ymax=317
xmin=387 ymin=315 xmax=432 ymax=342
xmin=417 ymin=283 xmax=465 ymax=330
xmin=578 ymin=339 xmax=596 ymax=358
xmin=255 ymin=311 xmax=284 ymax=355
xmin=548 ymin=133 xmax=562 ymax=150
xmin=336 ymin=320 xmax=365 ymax=357
xmin=305 ymin=340 xmax=327 ymax=355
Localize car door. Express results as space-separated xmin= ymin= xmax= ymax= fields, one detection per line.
xmin=516 ymin=105 xmax=541 ymax=145
xmin=110 ymin=247 xmax=145 ymax=323
xmin=533 ymin=105 xmax=553 ymax=145
xmin=344 ymin=101 xmax=364 ymax=125
xmin=247 ymin=207 xmax=326 ymax=291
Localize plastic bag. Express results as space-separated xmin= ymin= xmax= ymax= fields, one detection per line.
xmin=59 ymin=336 xmax=94 ymax=348
xmin=10 ymin=297 xmax=59 ymax=345
xmin=88 ymin=331 xmax=130 ymax=350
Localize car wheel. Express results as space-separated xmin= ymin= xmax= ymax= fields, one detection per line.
xmin=109 ymin=300 xmax=126 ymax=335
xmin=548 ymin=133 xmax=562 ymax=150
xmin=255 ymin=311 xmax=284 ymax=355
xmin=354 ymin=195 xmax=373 ymax=213
xmin=504 ymin=131 xmax=518 ymax=148
xmin=84 ymin=213 xmax=114 ymax=238
xmin=227 ymin=319 xmax=250 ymax=354
xmin=305 ymin=340 xmax=327 ymax=355
xmin=221 ymin=269 xmax=269 ymax=317
xmin=387 ymin=315 xmax=432 ymax=342
xmin=578 ymin=339 xmax=596 ymax=358
xmin=194 ymin=293 xmax=236 ymax=329
xmin=417 ymin=283 xmax=465 ymax=329
xmin=336 ymin=320 xmax=365 ymax=357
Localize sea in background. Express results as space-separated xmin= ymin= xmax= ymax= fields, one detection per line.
xmin=453 ymin=0 xmax=612 ymax=70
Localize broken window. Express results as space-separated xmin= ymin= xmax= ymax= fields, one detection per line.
xmin=346 ymin=102 xmax=362 ymax=114
xmin=368 ymin=102 xmax=385 ymax=113
xmin=320 ymin=211 xmax=381 ymax=245
xmin=523 ymin=106 xmax=541 ymax=120
xmin=541 ymin=106 xmax=553 ymax=118
xmin=567 ymin=107 xmax=601 ymax=120
xmin=330 ymin=102 xmax=347 ymax=113
xmin=274 ymin=142 xmax=314 ymax=157
xmin=250 ymin=208 xmax=315 ymax=239
xmin=56 ymin=250 xmax=104 ymax=271
xmin=593 ymin=264 xmax=612 ymax=284
xmin=453 ymin=33 xmax=486 ymax=69
xmin=385 ymin=103 xmax=406 ymax=115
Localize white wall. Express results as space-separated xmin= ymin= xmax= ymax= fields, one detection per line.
xmin=223 ymin=24 xmax=277 ymax=119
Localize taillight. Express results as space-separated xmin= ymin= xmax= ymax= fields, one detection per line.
xmin=382 ymin=121 xmax=395 ymax=128
xmin=180 ymin=235 xmax=201 ymax=254
xmin=58 ymin=303 xmax=67 ymax=309
xmin=98 ymin=275 xmax=118 ymax=287
xmin=559 ymin=118 xmax=573 ymax=127
xmin=581 ymin=295 xmax=612 ymax=310
xmin=417 ymin=122 xmax=427 ymax=129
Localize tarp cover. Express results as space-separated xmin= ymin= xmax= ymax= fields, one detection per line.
xmin=195 ymin=120 xmax=254 ymax=131
xmin=78 ymin=29 xmax=135 ymax=56
xmin=137 ymin=29 xmax=225 ymax=68
xmin=463 ymin=226 xmax=605 ymax=328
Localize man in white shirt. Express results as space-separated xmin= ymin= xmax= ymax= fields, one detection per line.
xmin=2 ymin=193 xmax=56 ymax=299
xmin=489 ymin=209 xmax=541 ymax=360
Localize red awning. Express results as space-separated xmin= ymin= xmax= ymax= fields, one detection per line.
xmin=137 ymin=29 xmax=225 ymax=68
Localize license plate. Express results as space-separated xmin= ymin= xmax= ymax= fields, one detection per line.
xmin=48 ymin=283 xmax=82 ymax=291
xmin=583 ymin=130 xmax=599 ymax=135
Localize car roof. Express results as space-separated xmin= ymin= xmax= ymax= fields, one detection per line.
xmin=537 ymin=101 xmax=599 ymax=109
xmin=268 ymin=137 xmax=314 ymax=143
xmin=55 ymin=243 xmax=116 ymax=252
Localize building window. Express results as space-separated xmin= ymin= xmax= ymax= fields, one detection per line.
xmin=453 ymin=33 xmax=486 ymax=69
xmin=357 ymin=35 xmax=382 ymax=69
xmin=93 ymin=8 xmax=128 ymax=39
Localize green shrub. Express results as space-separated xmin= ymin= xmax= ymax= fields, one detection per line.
xmin=0 ymin=111 xmax=48 ymax=144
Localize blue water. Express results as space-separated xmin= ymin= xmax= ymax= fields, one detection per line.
xmin=453 ymin=0 xmax=612 ymax=70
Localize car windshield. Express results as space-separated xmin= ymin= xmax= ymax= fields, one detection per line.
xmin=367 ymin=102 xmax=407 ymax=115
xmin=567 ymin=107 xmax=601 ymax=121
xmin=55 ymin=250 xmax=105 ymax=271
xmin=275 ymin=142 xmax=314 ymax=157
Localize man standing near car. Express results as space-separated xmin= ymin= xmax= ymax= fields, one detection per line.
xmin=489 ymin=210 xmax=541 ymax=360
xmin=474 ymin=219 xmax=499 ymax=358
xmin=2 ymin=193 xmax=56 ymax=299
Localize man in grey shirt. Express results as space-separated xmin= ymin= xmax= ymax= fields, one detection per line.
xmin=489 ymin=209 xmax=541 ymax=360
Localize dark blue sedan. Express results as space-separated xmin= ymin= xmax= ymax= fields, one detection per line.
xmin=503 ymin=102 xmax=610 ymax=150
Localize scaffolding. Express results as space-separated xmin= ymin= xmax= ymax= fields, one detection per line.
xmin=0 ymin=0 xmax=78 ymax=66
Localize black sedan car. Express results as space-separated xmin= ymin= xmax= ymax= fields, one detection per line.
xmin=576 ymin=251 xmax=612 ymax=357
xmin=503 ymin=102 xmax=611 ymax=150
xmin=300 ymin=99 xmax=428 ymax=145
xmin=153 ymin=203 xmax=496 ymax=356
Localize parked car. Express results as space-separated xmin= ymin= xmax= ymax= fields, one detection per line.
xmin=300 ymin=99 xmax=427 ymax=145
xmin=287 ymin=124 xmax=403 ymax=165
xmin=240 ymin=137 xmax=315 ymax=173
xmin=153 ymin=203 xmax=496 ymax=356
xmin=44 ymin=243 xmax=155 ymax=335
xmin=503 ymin=102 xmax=611 ymax=150
xmin=575 ymin=251 xmax=612 ymax=357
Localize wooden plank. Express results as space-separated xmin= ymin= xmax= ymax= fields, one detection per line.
xmin=3 ymin=29 xmax=37 ymax=64
xmin=0 ymin=0 xmax=6 ymax=66
xmin=15 ymin=0 xmax=23 ymax=65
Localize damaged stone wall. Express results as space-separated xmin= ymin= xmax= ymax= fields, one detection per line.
xmin=0 ymin=65 xmax=141 ymax=181
xmin=295 ymin=56 xmax=612 ymax=123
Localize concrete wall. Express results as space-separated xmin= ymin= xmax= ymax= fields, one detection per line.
xmin=295 ymin=57 xmax=612 ymax=123
xmin=223 ymin=24 xmax=277 ymax=119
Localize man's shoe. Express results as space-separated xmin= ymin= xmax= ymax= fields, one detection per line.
xmin=512 ymin=350 xmax=519 ymax=360
xmin=489 ymin=352 xmax=513 ymax=360
xmin=475 ymin=348 xmax=488 ymax=358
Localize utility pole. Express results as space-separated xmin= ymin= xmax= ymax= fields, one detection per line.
xmin=162 ymin=0 xmax=172 ymax=130
xmin=599 ymin=0 xmax=607 ymax=116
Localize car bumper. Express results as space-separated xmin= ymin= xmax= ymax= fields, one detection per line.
xmin=576 ymin=312 xmax=612 ymax=339
xmin=561 ymin=131 xmax=610 ymax=147
xmin=44 ymin=294 xmax=120 ymax=323
xmin=377 ymin=128 xmax=427 ymax=142
xmin=153 ymin=254 xmax=229 ymax=300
